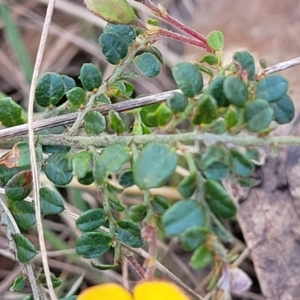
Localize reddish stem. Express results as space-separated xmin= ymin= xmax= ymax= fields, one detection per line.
xmin=137 ymin=0 xmax=209 ymax=47
xmin=136 ymin=19 xmax=211 ymax=52
xmin=157 ymin=27 xmax=212 ymax=52
xmin=125 ymin=253 xmax=145 ymax=279
xmin=142 ymin=224 xmax=157 ymax=280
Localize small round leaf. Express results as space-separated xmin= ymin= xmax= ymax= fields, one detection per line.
xmin=167 ymin=92 xmax=189 ymax=114
xmin=99 ymin=33 xmax=128 ymax=65
xmin=84 ymin=111 xmax=106 ymax=135
xmin=80 ymin=63 xmax=102 ymax=91
xmin=66 ymin=87 xmax=86 ymax=108
xmin=104 ymin=24 xmax=136 ymax=46
xmin=76 ymin=208 xmax=107 ymax=232
xmin=172 ymin=62 xmax=203 ymax=98
xmin=205 ymin=180 xmax=237 ymax=219
xmin=244 ymin=99 xmax=273 ymax=132
xmin=181 ymin=226 xmax=209 ymax=252
xmin=117 ymin=220 xmax=143 ymax=247
xmin=40 ymin=187 xmax=65 ymax=215
xmin=229 ymin=149 xmax=254 ymax=177
xmin=13 ymin=233 xmax=36 ymax=263
xmin=233 ymin=51 xmax=255 ymax=81
xmin=9 ymin=200 xmax=36 ymax=230
xmin=133 ymin=52 xmax=160 ymax=78
xmin=255 ymin=74 xmax=288 ymax=102
xmin=223 ymin=76 xmax=249 ymax=107
xmin=0 ymin=97 xmax=25 ymax=126
xmin=133 ymin=143 xmax=177 ymax=189
xmin=162 ymin=199 xmax=204 ymax=237
xmin=272 ymin=94 xmax=295 ymax=124
xmin=44 ymin=153 xmax=73 ymax=186
xmin=35 ymin=72 xmax=65 ymax=107
xmin=76 ymin=232 xmax=112 ymax=258
xmin=207 ymin=30 xmax=224 ymax=51
xmin=190 ymin=245 xmax=213 ymax=269
xmin=5 ymin=170 xmax=32 ymax=201
xmin=84 ymin=0 xmax=138 ymax=25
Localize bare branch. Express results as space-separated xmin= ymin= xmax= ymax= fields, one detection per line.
xmin=265 ymin=56 xmax=300 ymax=74
xmin=27 ymin=0 xmax=57 ymax=299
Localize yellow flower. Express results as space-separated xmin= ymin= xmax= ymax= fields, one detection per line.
xmin=78 ymin=281 xmax=190 ymax=300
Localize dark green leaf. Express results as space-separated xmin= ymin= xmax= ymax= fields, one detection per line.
xmin=200 ymin=54 xmax=219 ymax=65
xmin=72 ymin=151 xmax=92 ymax=179
xmin=133 ymin=143 xmax=177 ymax=189
xmin=14 ymin=233 xmax=36 ymax=262
xmin=181 ymin=226 xmax=209 ymax=252
xmin=99 ymin=33 xmax=128 ymax=65
xmin=140 ymin=103 xmax=160 ymax=127
xmin=91 ymin=261 xmax=118 ymax=270
xmin=207 ymin=30 xmax=224 ymax=51
xmin=109 ymin=192 xmax=126 ymax=211
xmin=84 ymin=0 xmax=138 ymax=25
xmin=205 ymin=180 xmax=236 ymax=219
xmin=244 ymin=99 xmax=273 ymax=132
xmin=0 ymin=97 xmax=25 ymax=126
xmin=39 ymin=273 xmax=62 ymax=288
xmin=167 ymin=92 xmax=189 ymax=114
xmin=272 ymin=94 xmax=295 ymax=124
xmin=117 ymin=220 xmax=143 ymax=247
xmin=6 ymin=170 xmax=32 ymax=201
xmin=172 ymin=62 xmax=203 ymax=97
xmin=190 ymin=245 xmax=213 ymax=269
xmin=40 ymin=187 xmax=64 ymax=215
xmin=75 ymin=232 xmax=112 ymax=258
xmin=178 ymin=172 xmax=197 ymax=198
xmin=10 ymin=275 xmax=26 ymax=291
xmin=78 ymin=171 xmax=94 ymax=185
xmin=229 ymin=149 xmax=254 ymax=177
xmin=223 ymin=76 xmax=248 ymax=107
xmin=108 ymin=110 xmax=125 ymax=134
xmin=84 ymin=111 xmax=106 ymax=135
xmin=96 ymin=93 xmax=111 ymax=104
xmin=204 ymin=161 xmax=228 ymax=180
xmin=0 ymin=164 xmax=28 ymax=185
xmin=192 ymin=94 xmax=217 ymax=124
xmin=118 ymin=169 xmax=134 ymax=188
xmin=255 ymin=74 xmax=288 ymax=102
xmin=44 ymin=153 xmax=73 ymax=186
xmin=42 ymin=145 xmax=70 ymax=154
xmin=151 ymin=195 xmax=170 ymax=215
xmin=35 ymin=72 xmax=65 ymax=107
xmin=104 ymin=24 xmax=136 ymax=46
xmin=76 ymin=208 xmax=107 ymax=232
xmin=224 ymin=106 xmax=238 ymax=129
xmin=162 ymin=199 xmax=204 ymax=237
xmin=233 ymin=50 xmax=255 ymax=80
xmin=129 ymin=204 xmax=147 ymax=222
xmin=80 ymin=63 xmax=102 ymax=91
xmin=66 ymin=87 xmax=86 ymax=108
xmin=61 ymin=75 xmax=76 ymax=92
xmin=133 ymin=53 xmax=160 ymax=78
xmin=9 ymin=200 xmax=36 ymax=230
xmin=207 ymin=76 xmax=229 ymax=107
xmin=93 ymin=144 xmax=130 ymax=185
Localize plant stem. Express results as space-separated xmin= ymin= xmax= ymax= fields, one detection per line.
xmin=157 ymin=27 xmax=211 ymax=52
xmin=138 ymin=0 xmax=208 ymax=45
xmin=4 ymin=132 xmax=300 ymax=150
xmin=26 ymin=0 xmax=57 ymax=298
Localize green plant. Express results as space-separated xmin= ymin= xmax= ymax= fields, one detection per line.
xmin=0 ymin=1 xmax=299 ymax=300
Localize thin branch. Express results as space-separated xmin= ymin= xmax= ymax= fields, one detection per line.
xmin=3 ymin=132 xmax=300 ymax=150
xmin=0 ymin=90 xmax=176 ymax=139
xmin=27 ymin=0 xmax=57 ymax=298
xmin=265 ymin=56 xmax=300 ymax=74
